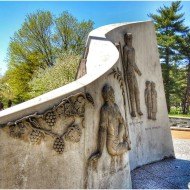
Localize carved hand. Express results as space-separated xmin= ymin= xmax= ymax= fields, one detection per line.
xmin=124 ymin=138 xmax=131 ymax=150
xmin=138 ymin=70 xmax=142 ymax=76
xmin=88 ymin=152 xmax=101 ymax=171
xmin=128 ymin=141 xmax=132 ymax=150
xmin=89 ymin=152 xmax=101 ymax=162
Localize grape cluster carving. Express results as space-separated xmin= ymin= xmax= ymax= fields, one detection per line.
xmin=9 ymin=123 xmax=25 ymax=138
xmin=44 ymin=111 xmax=56 ymax=127
xmin=53 ymin=137 xmax=65 ymax=154
xmin=65 ymin=125 xmax=82 ymax=143
xmin=5 ymin=92 xmax=94 ymax=155
xmin=30 ymin=130 xmax=43 ymax=144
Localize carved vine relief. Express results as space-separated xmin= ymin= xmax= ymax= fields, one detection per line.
xmin=109 ymin=67 xmax=126 ymax=106
xmin=89 ymin=84 xmax=131 ymax=163
xmin=145 ymin=81 xmax=157 ymax=120
xmin=3 ymin=92 xmax=94 ymax=154
xmin=123 ymin=33 xmax=143 ymax=117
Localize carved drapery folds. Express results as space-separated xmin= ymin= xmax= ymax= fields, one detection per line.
xmin=3 ymin=92 xmax=94 ymax=154
xmin=145 ymin=81 xmax=157 ymax=120
xmin=89 ymin=84 xmax=131 ymax=164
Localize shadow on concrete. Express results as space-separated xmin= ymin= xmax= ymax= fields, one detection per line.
xmin=131 ymin=158 xmax=190 ymax=189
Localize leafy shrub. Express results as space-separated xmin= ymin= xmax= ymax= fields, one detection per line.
xmin=28 ymin=53 xmax=80 ymax=98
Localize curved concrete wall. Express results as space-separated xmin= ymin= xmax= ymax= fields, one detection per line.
xmin=0 ymin=21 xmax=174 ymax=189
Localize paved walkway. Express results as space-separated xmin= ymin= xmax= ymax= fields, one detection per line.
xmin=131 ymin=139 xmax=190 ymax=189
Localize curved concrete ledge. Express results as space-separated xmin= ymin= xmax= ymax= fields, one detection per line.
xmin=0 ymin=24 xmax=120 ymax=124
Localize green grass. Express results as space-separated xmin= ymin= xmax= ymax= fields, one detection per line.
xmin=169 ymin=107 xmax=190 ymax=118
xmin=169 ymin=113 xmax=190 ymax=118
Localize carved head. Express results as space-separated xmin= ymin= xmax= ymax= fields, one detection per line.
xmin=102 ymin=84 xmax=115 ymax=103
xmin=146 ymin=81 xmax=151 ymax=88
xmin=151 ymin=82 xmax=155 ymax=89
xmin=124 ymin=33 xmax=132 ymax=44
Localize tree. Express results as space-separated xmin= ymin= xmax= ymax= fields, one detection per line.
xmin=5 ymin=63 xmax=32 ymax=102
xmin=4 ymin=10 xmax=94 ymax=104
xmin=169 ymin=64 xmax=186 ymax=111
xmin=177 ymin=33 xmax=190 ymax=113
xmin=28 ymin=53 xmax=80 ymax=98
xmin=0 ymin=76 xmax=15 ymax=107
xmin=54 ymin=11 xmax=93 ymax=55
xmin=9 ymin=11 xmax=54 ymax=69
xmin=149 ymin=1 xmax=189 ymax=112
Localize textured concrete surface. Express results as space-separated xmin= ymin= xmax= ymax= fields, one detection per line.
xmin=131 ymin=139 xmax=190 ymax=189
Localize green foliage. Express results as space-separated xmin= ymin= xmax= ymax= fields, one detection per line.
xmin=1 ymin=10 xmax=93 ymax=104
xmin=9 ymin=11 xmax=54 ymax=68
xmin=169 ymin=111 xmax=190 ymax=118
xmin=0 ymin=76 xmax=15 ymax=107
xmin=169 ymin=65 xmax=186 ymax=106
xmin=5 ymin=63 xmax=32 ymax=102
xmin=177 ymin=33 xmax=190 ymax=114
xmin=149 ymin=1 xmax=189 ymax=112
xmin=28 ymin=53 xmax=80 ymax=98
xmin=54 ymin=11 xmax=93 ymax=55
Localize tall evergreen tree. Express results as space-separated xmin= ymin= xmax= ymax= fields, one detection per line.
xmin=149 ymin=1 xmax=189 ymax=112
xmin=177 ymin=33 xmax=190 ymax=113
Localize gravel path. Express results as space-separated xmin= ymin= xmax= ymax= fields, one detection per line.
xmin=174 ymin=139 xmax=190 ymax=160
xmin=131 ymin=139 xmax=190 ymax=189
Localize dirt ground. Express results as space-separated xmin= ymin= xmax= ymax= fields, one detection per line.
xmin=171 ymin=130 xmax=190 ymax=139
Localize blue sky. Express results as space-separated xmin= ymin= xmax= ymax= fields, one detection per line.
xmin=0 ymin=1 xmax=190 ymax=74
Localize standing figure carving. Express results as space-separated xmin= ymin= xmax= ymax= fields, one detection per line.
xmin=145 ymin=81 xmax=152 ymax=119
xmin=144 ymin=81 xmax=157 ymax=120
xmin=89 ymin=84 xmax=131 ymax=162
xmin=123 ymin=33 xmax=143 ymax=117
xmin=151 ymin=82 xmax=157 ymax=120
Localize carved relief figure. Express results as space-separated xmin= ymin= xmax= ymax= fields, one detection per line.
xmin=145 ymin=81 xmax=157 ymax=120
xmin=151 ymin=82 xmax=157 ymax=120
xmin=89 ymin=84 xmax=131 ymax=162
xmin=145 ymin=81 xmax=152 ymax=119
xmin=123 ymin=33 xmax=143 ymax=117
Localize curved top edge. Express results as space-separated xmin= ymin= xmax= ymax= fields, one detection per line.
xmin=0 ymin=20 xmax=151 ymax=123
xmin=87 ymin=20 xmax=152 ymax=40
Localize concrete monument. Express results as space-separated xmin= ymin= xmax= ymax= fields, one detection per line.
xmin=0 ymin=21 xmax=174 ymax=189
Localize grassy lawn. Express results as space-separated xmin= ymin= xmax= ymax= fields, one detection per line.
xmin=169 ymin=113 xmax=190 ymax=118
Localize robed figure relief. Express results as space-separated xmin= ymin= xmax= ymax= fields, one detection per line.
xmin=145 ymin=81 xmax=152 ymax=119
xmin=145 ymin=81 xmax=157 ymax=120
xmin=89 ymin=84 xmax=131 ymax=163
xmin=123 ymin=33 xmax=143 ymax=117
xmin=151 ymin=82 xmax=157 ymax=120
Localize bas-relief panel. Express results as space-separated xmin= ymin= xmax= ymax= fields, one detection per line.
xmin=2 ymin=92 xmax=94 ymax=154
